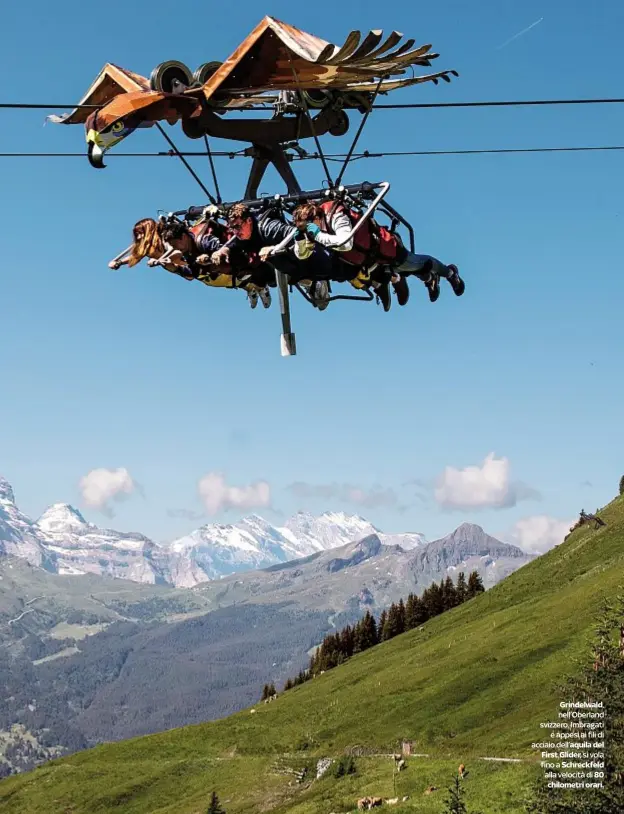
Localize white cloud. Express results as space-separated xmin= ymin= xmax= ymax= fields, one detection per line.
xmin=434 ymin=452 xmax=539 ymax=511
xmin=288 ymin=481 xmax=398 ymax=509
xmin=198 ymin=472 xmax=271 ymax=515
xmin=79 ymin=467 xmax=136 ymax=515
xmin=509 ymin=515 xmax=575 ymax=554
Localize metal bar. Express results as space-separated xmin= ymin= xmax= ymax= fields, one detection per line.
xmin=328 ymin=291 xmax=375 ymax=302
xmin=244 ymin=152 xmax=270 ymax=199
xmin=276 ymin=268 xmax=296 ymax=357
xmin=313 ymin=182 xmax=390 ymax=250
xmin=263 ymin=181 xmax=391 ymax=258
xmin=294 ymin=283 xmax=374 ymax=305
xmin=335 ymin=75 xmax=386 ymax=188
xmin=110 ymin=244 xmax=134 ymax=264
xmin=181 ymin=181 xmax=384 ymax=217
xmin=267 ymin=144 xmax=303 ymax=195
xmin=203 ymin=134 xmax=222 ymax=204
xmin=377 ymin=200 xmax=415 ymax=252
xmin=155 ymin=123 xmax=217 ymax=205
xmin=288 ymin=58 xmax=334 ymax=189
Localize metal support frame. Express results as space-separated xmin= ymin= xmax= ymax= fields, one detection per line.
xmin=243 ymin=143 xmax=303 ymax=356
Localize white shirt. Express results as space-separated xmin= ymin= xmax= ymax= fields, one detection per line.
xmin=294 ymin=208 xmax=354 ymax=260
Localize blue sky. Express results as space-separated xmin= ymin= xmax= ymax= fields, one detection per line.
xmin=1 ymin=0 xmax=622 ymax=551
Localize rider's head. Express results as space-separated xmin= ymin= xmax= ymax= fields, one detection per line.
xmin=227 ymin=203 xmax=254 ymax=241
xmin=161 ymin=219 xmax=194 ymax=254
xmin=293 ymin=202 xmax=321 ymax=231
xmin=129 ymin=218 xmax=164 ymax=266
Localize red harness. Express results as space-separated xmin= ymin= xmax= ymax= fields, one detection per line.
xmin=318 ymin=200 xmax=402 ymax=268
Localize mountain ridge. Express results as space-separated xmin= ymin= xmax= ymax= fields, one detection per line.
xmin=0 ymin=476 xmax=428 ymax=587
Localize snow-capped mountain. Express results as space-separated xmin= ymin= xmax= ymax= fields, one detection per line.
xmin=0 ymin=477 xmax=55 ymax=570
xmin=0 ymin=476 xmax=427 ymax=588
xmin=166 ymin=511 xmax=427 ymax=587
xmin=36 ymin=502 xmax=169 ymax=583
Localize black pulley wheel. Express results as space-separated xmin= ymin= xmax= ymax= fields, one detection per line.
xmin=328 ymin=111 xmax=349 ymax=137
xmin=193 ymin=61 xmax=222 ymax=86
xmin=150 ymin=61 xmax=193 ymax=93
xmin=302 ymin=89 xmax=332 ymax=109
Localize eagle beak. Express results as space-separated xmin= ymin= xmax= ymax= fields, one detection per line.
xmin=87 ymin=139 xmax=106 ymax=169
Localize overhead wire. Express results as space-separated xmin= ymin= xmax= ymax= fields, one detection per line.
xmin=2 ymin=97 xmax=624 ymax=111
xmin=1 ymin=145 xmax=623 ymax=159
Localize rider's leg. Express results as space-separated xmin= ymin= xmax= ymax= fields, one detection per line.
xmin=394 ymin=247 xmax=464 ymax=298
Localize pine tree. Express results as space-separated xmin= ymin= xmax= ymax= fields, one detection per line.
xmin=283 ymin=678 xmax=293 ymax=691
xmin=405 ymin=594 xmax=429 ymax=629
xmin=467 ymin=571 xmax=485 ymax=599
xmin=207 ymin=791 xmax=226 ymax=814
xmin=261 ymin=684 xmax=269 ymax=701
xmin=352 ymin=619 xmax=364 ymax=653
xmin=443 ymin=576 xmax=458 ymax=611
xmin=619 ymin=475 xmax=624 ymax=496
xmin=378 ymin=609 xmax=389 ymax=641
xmin=443 ymin=776 xmax=467 ymax=814
xmin=405 ymin=594 xmax=416 ymax=629
xmin=525 ymin=597 xmax=624 ymax=814
xmin=268 ymin=683 xmax=276 ymax=697
xmin=397 ymin=598 xmax=406 ymax=634
xmin=340 ymin=625 xmax=355 ymax=659
xmin=346 ymin=756 xmax=357 ymax=775
xmin=422 ymin=582 xmax=444 ymax=618
xmin=363 ymin=610 xmax=378 ymax=647
xmin=456 ymin=572 xmax=468 ymax=604
xmin=382 ymin=603 xmax=404 ymax=640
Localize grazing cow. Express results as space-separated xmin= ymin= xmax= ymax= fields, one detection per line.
xmin=424 ymin=785 xmax=438 ymax=795
xmin=458 ymin=763 xmax=466 ymax=777
xmin=357 ymin=797 xmax=383 ymax=810
xmin=385 ymin=797 xmax=399 ymax=805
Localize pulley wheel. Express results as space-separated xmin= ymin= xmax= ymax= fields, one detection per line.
xmin=193 ymin=61 xmax=223 ymax=86
xmin=328 ymin=111 xmax=349 ymax=137
xmin=150 ymin=61 xmax=194 ymax=93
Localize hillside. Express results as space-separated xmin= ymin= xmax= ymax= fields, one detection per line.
xmin=1 ymin=494 xmax=621 ymax=813
xmin=0 ymin=527 xmax=526 ymax=774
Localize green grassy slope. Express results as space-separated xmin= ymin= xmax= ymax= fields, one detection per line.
xmin=1 ymin=496 xmax=622 ymax=814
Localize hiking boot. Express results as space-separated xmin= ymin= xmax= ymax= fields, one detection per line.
xmin=312 ymin=280 xmax=330 ymax=311
xmin=247 ymin=289 xmax=259 ymax=309
xmin=391 ymin=273 xmax=410 ymax=306
xmin=447 ymin=264 xmax=465 ymax=296
xmin=425 ymin=273 xmax=440 ymax=303
xmin=259 ymin=287 xmax=272 ymax=309
xmin=376 ymin=282 xmax=391 ymax=312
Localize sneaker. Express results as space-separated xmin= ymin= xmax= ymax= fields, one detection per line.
xmin=376 ymin=282 xmax=391 ymax=312
xmin=391 ymin=273 xmax=410 ymax=306
xmin=259 ymin=287 xmax=272 ymax=309
xmin=248 ymin=289 xmax=259 ymax=309
xmin=312 ymin=280 xmax=330 ymax=311
xmin=447 ymin=264 xmax=465 ymax=296
xmin=425 ymin=273 xmax=440 ymax=303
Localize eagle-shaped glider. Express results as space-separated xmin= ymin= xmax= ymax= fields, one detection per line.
xmin=49 ymin=16 xmax=458 ymax=167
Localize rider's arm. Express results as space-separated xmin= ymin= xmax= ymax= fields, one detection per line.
xmin=259 ymin=217 xmax=296 ymax=246
xmin=195 ymin=233 xmax=223 ymax=255
xmin=313 ymin=210 xmax=354 ymax=252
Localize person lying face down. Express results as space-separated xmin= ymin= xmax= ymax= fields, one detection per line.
xmin=291 ymin=201 xmax=406 ymax=311
xmin=213 ymin=203 xmax=332 ymax=310
xmin=292 ymin=202 xmax=355 ymax=255
xmin=108 ymin=218 xmax=196 ymax=280
xmin=160 ymin=218 xmax=274 ymax=309
xmin=291 ymin=200 xmax=466 ymax=309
